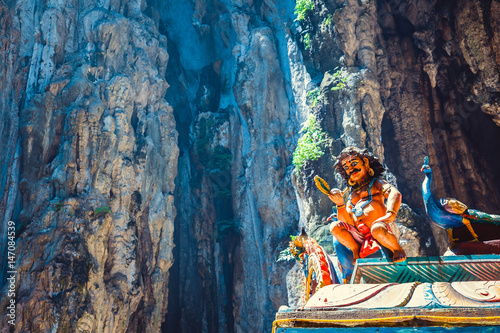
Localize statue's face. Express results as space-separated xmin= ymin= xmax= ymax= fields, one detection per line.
xmin=341 ymin=156 xmax=369 ymax=184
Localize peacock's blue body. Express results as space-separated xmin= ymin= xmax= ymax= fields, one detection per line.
xmin=422 ymin=166 xmax=466 ymax=228
xmin=421 ymin=156 xmax=500 ymax=236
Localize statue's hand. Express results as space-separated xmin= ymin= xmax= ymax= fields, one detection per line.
xmin=328 ymin=189 xmax=345 ymax=206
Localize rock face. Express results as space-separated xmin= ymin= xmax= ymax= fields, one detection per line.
xmin=0 ymin=0 xmax=178 ymax=332
xmin=1 ymin=0 xmax=500 ymax=332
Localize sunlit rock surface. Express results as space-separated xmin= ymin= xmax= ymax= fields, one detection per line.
xmin=0 ymin=0 xmax=177 ymax=332
xmin=1 ymin=0 xmax=500 ymax=332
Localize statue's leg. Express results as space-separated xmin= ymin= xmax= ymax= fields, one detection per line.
xmin=332 ymin=237 xmax=353 ymax=283
xmin=330 ymin=222 xmax=361 ymax=264
xmin=447 ymin=228 xmax=459 ymax=246
xmin=462 ymin=217 xmax=479 ymax=242
xmin=371 ymin=222 xmax=406 ymax=263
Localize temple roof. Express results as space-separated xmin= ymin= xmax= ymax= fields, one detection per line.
xmin=274 ymin=255 xmax=500 ymax=331
xmin=351 ymin=254 xmax=500 ymax=284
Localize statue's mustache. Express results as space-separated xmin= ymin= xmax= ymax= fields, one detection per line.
xmin=349 ymin=168 xmax=361 ymax=175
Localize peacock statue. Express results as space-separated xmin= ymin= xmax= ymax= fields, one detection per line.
xmin=421 ymin=156 xmax=500 ymax=244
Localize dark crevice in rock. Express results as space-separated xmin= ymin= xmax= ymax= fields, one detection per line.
xmin=460 ymin=100 xmax=500 ymax=201
xmin=165 ymin=38 xmax=191 ymax=151
xmin=130 ymin=190 xmax=142 ymax=213
xmin=480 ymin=0 xmax=494 ymax=42
xmin=381 ymin=113 xmax=405 ymax=189
xmin=393 ymin=14 xmax=415 ymax=38
xmin=127 ymin=300 xmax=147 ymax=333
xmin=163 ymin=13 xmax=205 ymax=331
xmin=220 ymin=234 xmax=239 ymax=333
xmin=131 ymin=108 xmax=139 ymax=134
xmin=196 ymin=65 xmax=221 ymax=113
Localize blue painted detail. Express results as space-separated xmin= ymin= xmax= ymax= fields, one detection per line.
xmin=466 ymin=209 xmax=500 ymax=225
xmin=275 ymin=327 xmax=500 ymax=333
xmin=332 ymin=236 xmax=353 ymax=282
xmin=302 ymin=253 xmax=309 ymax=280
xmin=422 ymin=165 xmax=465 ymax=228
xmin=419 ymin=283 xmax=442 ymax=309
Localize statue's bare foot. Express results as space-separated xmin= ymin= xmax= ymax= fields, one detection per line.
xmin=392 ymin=249 xmax=406 ymax=263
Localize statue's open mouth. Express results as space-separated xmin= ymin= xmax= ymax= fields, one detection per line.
xmin=350 ymin=169 xmax=361 ymax=176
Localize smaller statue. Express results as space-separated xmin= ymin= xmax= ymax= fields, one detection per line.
xmin=317 ymin=147 xmax=406 ymax=280
xmin=288 ymin=228 xmax=336 ymax=304
xmin=421 ymin=156 xmax=500 ymax=245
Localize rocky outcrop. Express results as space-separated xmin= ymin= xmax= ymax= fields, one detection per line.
xmin=293 ymin=0 xmax=500 ymax=253
xmin=0 ymin=0 xmax=22 ymax=288
xmin=377 ymin=0 xmax=500 ymax=216
xmin=160 ymin=2 xmax=302 ymax=331
xmin=0 ymin=0 xmax=178 ymax=332
xmin=2 ymin=0 xmax=500 ymax=332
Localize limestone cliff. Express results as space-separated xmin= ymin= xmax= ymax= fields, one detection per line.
xmin=1 ymin=0 xmax=500 ymax=332
xmin=0 ymin=0 xmax=178 ymax=332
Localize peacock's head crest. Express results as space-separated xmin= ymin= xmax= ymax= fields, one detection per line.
xmin=421 ymin=156 xmax=432 ymax=174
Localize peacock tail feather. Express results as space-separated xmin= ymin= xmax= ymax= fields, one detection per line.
xmin=314 ymin=175 xmax=331 ymax=195
xmin=464 ymin=209 xmax=500 ymax=225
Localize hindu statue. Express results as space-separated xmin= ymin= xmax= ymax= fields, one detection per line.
xmin=319 ymin=147 xmax=406 ymax=281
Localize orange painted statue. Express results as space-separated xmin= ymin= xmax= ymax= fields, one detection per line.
xmin=327 ymin=147 xmax=406 ymax=266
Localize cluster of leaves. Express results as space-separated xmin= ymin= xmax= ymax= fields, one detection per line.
xmin=294 ymin=0 xmax=314 ymax=21
xmin=277 ymin=235 xmax=298 ymax=262
xmin=331 ymin=68 xmax=348 ymax=91
xmin=195 ymin=116 xmax=217 ymax=166
xmin=52 ymin=201 xmax=74 ymax=217
xmin=306 ymin=87 xmax=321 ymax=107
xmin=303 ymin=32 xmax=312 ymax=50
xmin=54 ymin=202 xmax=64 ymax=212
xmin=215 ymin=219 xmax=240 ymax=242
xmin=207 ymin=146 xmax=233 ymax=173
xmin=195 ymin=117 xmax=233 ymax=172
xmin=292 ymin=116 xmax=326 ymax=173
xmin=217 ymin=187 xmax=232 ymax=199
xmin=322 ymin=14 xmax=333 ymax=27
xmin=94 ymin=206 xmax=111 ymax=218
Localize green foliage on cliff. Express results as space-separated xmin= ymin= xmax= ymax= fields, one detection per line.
xmin=277 ymin=235 xmax=297 ymax=262
xmin=293 ymin=116 xmax=326 ymax=173
xmin=195 ymin=116 xmax=232 ymax=173
xmin=303 ymin=32 xmax=311 ymax=50
xmin=306 ymin=87 xmax=321 ymax=107
xmin=322 ymin=14 xmax=333 ymax=27
xmin=207 ymin=146 xmax=233 ymax=173
xmin=94 ymin=206 xmax=111 ymax=218
xmin=51 ymin=201 xmax=74 ymax=217
xmin=195 ymin=116 xmax=216 ymax=166
xmin=54 ymin=202 xmax=64 ymax=212
xmin=294 ymin=0 xmax=314 ymax=21
xmin=194 ymin=115 xmax=237 ymax=243
xmin=331 ymin=68 xmax=348 ymax=91
xmin=215 ymin=219 xmax=240 ymax=242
